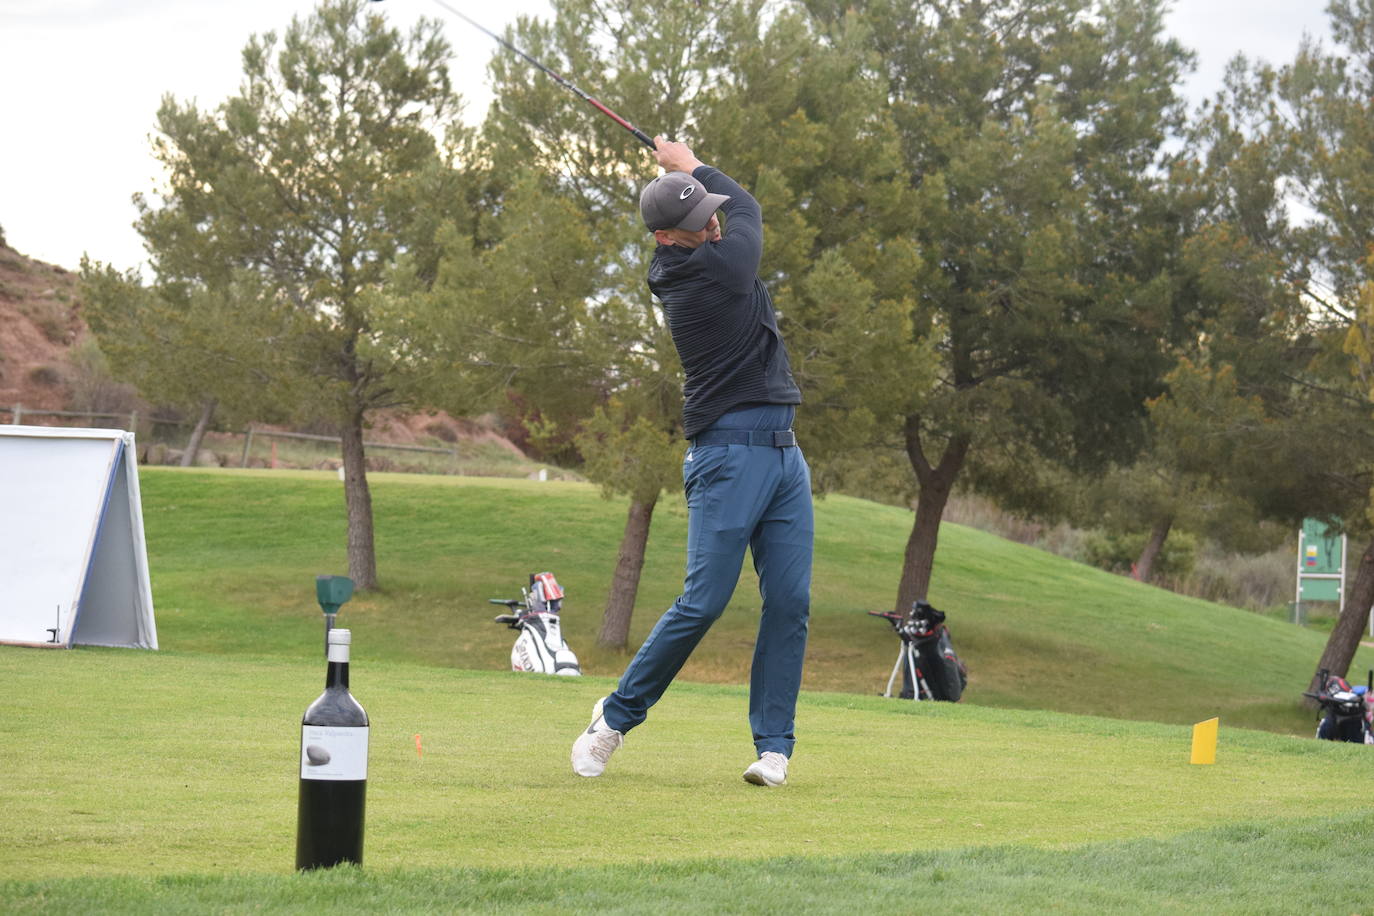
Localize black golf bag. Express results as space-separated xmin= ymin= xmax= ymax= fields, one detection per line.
xmin=869 ymin=600 xmax=968 ymax=701
xmin=1306 ymin=670 xmax=1373 ymax=744
xmin=489 ymin=572 xmax=581 ymax=676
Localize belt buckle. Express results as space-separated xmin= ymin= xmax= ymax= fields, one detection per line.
xmin=772 ymin=430 xmax=796 ymax=448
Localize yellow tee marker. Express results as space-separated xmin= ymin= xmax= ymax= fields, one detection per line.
xmin=1191 ymin=717 xmax=1219 ymax=765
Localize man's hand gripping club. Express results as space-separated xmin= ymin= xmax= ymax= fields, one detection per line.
xmin=652 ymin=135 xmax=705 ymax=174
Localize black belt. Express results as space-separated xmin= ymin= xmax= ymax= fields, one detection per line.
xmin=692 ymin=428 xmax=797 ymax=448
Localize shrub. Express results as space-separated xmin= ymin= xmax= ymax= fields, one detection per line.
xmin=1082 ymin=529 xmax=1198 ymax=580
xmin=65 ymin=338 xmax=141 ymax=414
xmin=425 ymin=421 xmax=458 ymax=443
xmin=19 ymin=297 xmax=71 ymax=343
xmin=1163 ymin=543 xmax=1294 ymax=612
xmin=27 ymin=365 xmax=62 ymax=387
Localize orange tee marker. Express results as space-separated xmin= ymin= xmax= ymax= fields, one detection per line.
xmin=414 ymin=734 xmax=423 ymax=759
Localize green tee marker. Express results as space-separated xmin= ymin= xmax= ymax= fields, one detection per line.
xmin=315 ymin=575 xmax=354 ymax=654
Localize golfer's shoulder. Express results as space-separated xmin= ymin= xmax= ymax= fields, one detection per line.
xmin=692 ymin=165 xmax=750 ymax=201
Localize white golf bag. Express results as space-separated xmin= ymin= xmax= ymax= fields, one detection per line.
xmin=490 ymin=571 xmax=581 ymax=676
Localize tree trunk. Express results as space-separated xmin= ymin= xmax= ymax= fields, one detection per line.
xmin=180 ymin=397 xmax=218 ymax=467
xmin=1308 ymin=534 xmax=1374 ymax=702
xmin=598 ymin=494 xmax=658 ymax=650
xmin=895 ymin=417 xmax=970 ymax=613
xmin=340 ymin=414 xmax=378 ymax=591
xmin=1133 ymin=515 xmax=1173 ymax=582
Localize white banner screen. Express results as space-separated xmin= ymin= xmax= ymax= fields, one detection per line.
xmin=0 ymin=427 xmax=156 ymax=648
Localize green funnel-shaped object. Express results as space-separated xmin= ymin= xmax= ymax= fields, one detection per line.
xmin=316 ymin=575 xmax=354 ymax=615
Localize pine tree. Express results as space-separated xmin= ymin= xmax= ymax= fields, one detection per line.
xmin=1196 ymin=0 xmax=1374 ymax=692
xmin=800 ymin=0 xmax=1198 ymax=610
xmin=86 ymin=0 xmax=471 ymax=588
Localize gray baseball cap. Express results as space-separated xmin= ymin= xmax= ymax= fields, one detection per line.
xmin=639 ymin=171 xmax=731 ymax=232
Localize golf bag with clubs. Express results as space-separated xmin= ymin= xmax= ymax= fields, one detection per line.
xmin=1305 ymin=669 xmax=1373 ymax=744
xmin=489 ymin=571 xmax=581 ymax=676
xmin=869 ymin=599 xmax=968 ymax=701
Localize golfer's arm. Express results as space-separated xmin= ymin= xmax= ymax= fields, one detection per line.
xmin=692 ymin=165 xmax=762 ymax=293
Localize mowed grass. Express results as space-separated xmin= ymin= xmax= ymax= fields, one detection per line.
xmin=9 ymin=816 xmax=1374 ymax=915
xmin=3 ymin=647 xmax=1374 ymax=914
xmin=9 ymin=814 xmax=1374 ymax=916
xmin=137 ymin=467 xmax=1367 ymax=735
xmin=8 ymin=468 xmax=1374 ymax=912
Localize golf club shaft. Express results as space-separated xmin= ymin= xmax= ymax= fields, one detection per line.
xmin=426 ymin=0 xmax=657 ymax=150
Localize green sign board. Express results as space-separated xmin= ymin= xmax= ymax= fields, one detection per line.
xmin=1298 ymin=519 xmax=1344 ymax=603
xmin=1301 ymin=577 xmax=1341 ymax=602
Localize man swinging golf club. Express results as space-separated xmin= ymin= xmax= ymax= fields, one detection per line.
xmin=572 ymin=137 xmax=813 ymax=787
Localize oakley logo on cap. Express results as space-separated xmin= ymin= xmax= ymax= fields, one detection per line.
xmin=639 ymin=171 xmax=732 ymax=231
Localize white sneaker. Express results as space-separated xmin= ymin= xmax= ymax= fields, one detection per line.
xmin=571 ymin=697 xmax=623 ymax=777
xmin=743 ymin=751 xmax=788 ymax=786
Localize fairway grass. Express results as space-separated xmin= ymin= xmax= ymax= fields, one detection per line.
xmin=134 ymin=468 xmax=1371 ymax=737
xmin=7 ymin=813 xmax=1374 ymax=914
xmin=4 ymin=647 xmax=1374 ymax=913
xmin=8 ymin=468 xmax=1374 ymax=912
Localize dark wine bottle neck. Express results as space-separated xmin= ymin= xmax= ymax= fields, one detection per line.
xmin=326 ymin=661 xmax=350 ymax=689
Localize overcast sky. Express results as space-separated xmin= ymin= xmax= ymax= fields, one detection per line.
xmin=0 ymin=0 xmax=1333 ymax=273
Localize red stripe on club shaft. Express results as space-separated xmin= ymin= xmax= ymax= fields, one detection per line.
xmin=426 ymin=0 xmax=654 ymax=148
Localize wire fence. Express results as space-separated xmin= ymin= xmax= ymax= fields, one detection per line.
xmin=4 ymin=403 xmax=464 ymax=473
xmin=2 ymin=402 xmax=564 ymax=480
xmin=4 ymin=404 xmax=137 ymax=429
xmin=230 ymin=428 xmax=456 ymax=472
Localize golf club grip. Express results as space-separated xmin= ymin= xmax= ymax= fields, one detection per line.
xmin=582 ymin=96 xmax=656 ymax=149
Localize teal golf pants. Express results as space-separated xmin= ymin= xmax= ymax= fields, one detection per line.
xmin=602 ymin=405 xmax=813 ymax=757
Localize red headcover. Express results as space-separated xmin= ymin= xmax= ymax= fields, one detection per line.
xmin=534 ymin=572 xmax=563 ymax=601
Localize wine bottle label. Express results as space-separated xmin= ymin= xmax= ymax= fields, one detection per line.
xmin=300 ymin=725 xmax=369 ymax=780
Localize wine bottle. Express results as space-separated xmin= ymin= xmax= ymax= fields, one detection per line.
xmin=295 ymin=627 xmax=369 ymax=870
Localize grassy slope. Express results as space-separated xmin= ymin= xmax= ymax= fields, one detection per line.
xmin=3 ymin=648 xmax=1373 ymax=912
xmin=7 ymin=468 xmax=1374 ymax=912
xmin=137 ymin=467 xmax=1366 ymax=735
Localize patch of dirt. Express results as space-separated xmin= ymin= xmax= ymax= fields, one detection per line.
xmin=369 ymin=411 xmax=526 ymax=456
xmin=0 ymin=243 xmax=83 ymax=412
xmin=0 ymin=240 xmax=529 ymax=459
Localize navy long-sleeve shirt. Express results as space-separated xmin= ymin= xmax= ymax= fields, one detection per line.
xmin=648 ymin=165 xmax=802 ymax=439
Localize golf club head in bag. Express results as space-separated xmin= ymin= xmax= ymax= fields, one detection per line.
xmin=489 ymin=572 xmax=581 ymax=676
xmin=1308 ymin=670 xmax=1373 ymax=744
xmin=900 ymin=601 xmax=967 ymax=702
xmin=869 ymin=600 xmax=968 ymax=701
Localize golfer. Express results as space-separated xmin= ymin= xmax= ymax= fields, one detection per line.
xmin=572 ymin=137 xmax=813 ymax=787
